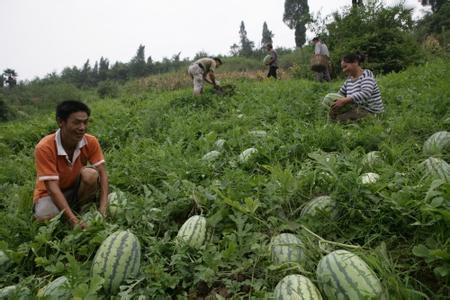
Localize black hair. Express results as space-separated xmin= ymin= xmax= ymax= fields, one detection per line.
xmin=312 ymin=37 xmax=320 ymax=42
xmin=213 ymin=57 xmax=223 ymax=65
xmin=56 ymin=100 xmax=91 ymax=121
xmin=342 ymin=52 xmax=366 ymax=64
xmin=266 ymin=43 xmax=273 ymax=49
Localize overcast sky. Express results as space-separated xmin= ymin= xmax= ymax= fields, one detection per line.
xmin=1 ymin=0 xmax=428 ymax=80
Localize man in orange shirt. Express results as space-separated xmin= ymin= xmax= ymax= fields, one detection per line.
xmin=33 ymin=100 xmax=109 ymax=228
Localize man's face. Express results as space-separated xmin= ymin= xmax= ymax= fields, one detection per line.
xmin=341 ymin=61 xmax=355 ymax=76
xmin=59 ymin=111 xmax=89 ymax=144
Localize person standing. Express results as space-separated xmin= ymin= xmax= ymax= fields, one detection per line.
xmin=33 ymin=100 xmax=109 ymax=228
xmin=265 ymin=43 xmax=279 ymax=79
xmin=312 ymin=37 xmax=331 ymax=82
xmin=187 ymin=57 xmax=222 ymax=96
xmin=328 ymin=53 xmax=384 ymax=122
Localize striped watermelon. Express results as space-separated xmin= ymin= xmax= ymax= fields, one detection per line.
xmin=421 ymin=157 xmax=450 ymax=182
xmin=316 ymin=250 xmax=383 ymax=299
xmin=360 ymin=172 xmax=380 ymax=184
xmin=423 ymin=131 xmax=450 ymax=156
xmin=202 ymin=150 xmax=221 ymax=162
xmin=38 ymin=276 xmax=70 ymax=299
xmin=0 ymin=250 xmax=11 ymax=272
xmin=91 ymin=230 xmax=141 ymax=294
xmin=0 ymin=285 xmax=31 ymax=300
xmin=270 ymin=233 xmax=304 ymax=265
xmin=274 ymin=274 xmax=323 ymax=300
xmin=301 ymin=196 xmax=337 ymax=219
xmin=263 ymin=55 xmax=272 ymax=65
xmin=322 ymin=93 xmax=342 ymax=108
xmin=362 ymin=151 xmax=382 ymax=168
xmin=249 ymin=130 xmax=267 ymax=138
xmin=108 ymin=191 xmax=127 ymax=216
xmin=239 ymin=147 xmax=258 ymax=163
xmin=176 ymin=215 xmax=207 ymax=248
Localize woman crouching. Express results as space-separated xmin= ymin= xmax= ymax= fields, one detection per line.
xmin=327 ymin=53 xmax=384 ymax=122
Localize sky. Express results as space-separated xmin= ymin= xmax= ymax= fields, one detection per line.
xmin=0 ymin=0 xmax=429 ymax=81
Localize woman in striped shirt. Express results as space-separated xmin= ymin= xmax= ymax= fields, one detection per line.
xmin=329 ymin=53 xmax=384 ymax=122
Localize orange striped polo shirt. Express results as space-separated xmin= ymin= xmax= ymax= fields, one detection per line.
xmin=33 ymin=129 xmax=105 ymax=202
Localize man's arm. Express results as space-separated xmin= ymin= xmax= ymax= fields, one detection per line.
xmin=96 ymin=163 xmax=109 ymax=216
xmin=44 ymin=180 xmax=81 ymax=226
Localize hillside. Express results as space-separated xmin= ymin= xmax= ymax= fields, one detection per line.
xmin=0 ymin=58 xmax=449 ymax=298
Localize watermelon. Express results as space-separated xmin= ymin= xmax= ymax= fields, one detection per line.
xmin=176 ymin=215 xmax=207 ymax=248
xmin=362 ymin=151 xmax=383 ymax=168
xmin=263 ymin=55 xmax=272 ymax=65
xmin=0 ymin=285 xmax=31 ymax=300
xmin=316 ymin=250 xmax=383 ymax=299
xmin=239 ymin=147 xmax=258 ymax=163
xmin=214 ymin=139 xmax=226 ymax=149
xmin=270 ymin=233 xmax=304 ymax=265
xmin=274 ymin=274 xmax=323 ymax=300
xmin=301 ymin=195 xmax=337 ymax=219
xmin=38 ymin=276 xmax=70 ymax=299
xmin=421 ymin=157 xmax=450 ymax=182
xmin=423 ymin=131 xmax=450 ymax=156
xmin=108 ymin=191 xmax=127 ymax=216
xmin=322 ymin=93 xmax=342 ymax=108
xmin=360 ymin=172 xmax=380 ymax=184
xmin=202 ymin=150 xmax=221 ymax=162
xmin=249 ymin=130 xmax=267 ymax=138
xmin=0 ymin=250 xmax=11 ymax=272
xmin=91 ymin=230 xmax=141 ymax=294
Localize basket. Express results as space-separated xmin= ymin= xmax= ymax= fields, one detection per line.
xmin=310 ymin=54 xmax=328 ymax=72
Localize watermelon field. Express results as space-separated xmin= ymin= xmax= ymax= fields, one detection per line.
xmin=0 ymin=58 xmax=449 ymax=299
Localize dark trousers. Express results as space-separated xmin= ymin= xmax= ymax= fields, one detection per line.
xmin=267 ymin=66 xmax=278 ymax=79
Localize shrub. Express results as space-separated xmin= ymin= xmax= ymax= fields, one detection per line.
xmin=97 ymin=80 xmax=119 ymax=98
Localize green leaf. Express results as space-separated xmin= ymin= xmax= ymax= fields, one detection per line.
xmin=412 ymin=244 xmax=430 ymax=258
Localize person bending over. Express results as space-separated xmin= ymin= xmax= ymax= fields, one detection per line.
xmin=187 ymin=57 xmax=222 ymax=96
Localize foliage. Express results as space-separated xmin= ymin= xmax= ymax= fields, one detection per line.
xmin=420 ymin=0 xmax=447 ymax=13
xmin=0 ymin=58 xmax=449 ymax=298
xmin=323 ymin=1 xmax=423 ymax=74
xmin=97 ymin=80 xmax=120 ymax=99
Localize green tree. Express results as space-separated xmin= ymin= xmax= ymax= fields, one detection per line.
xmin=352 ymin=0 xmax=363 ymax=7
xmin=129 ymin=44 xmax=147 ymax=77
xmin=239 ymin=21 xmax=255 ymax=56
xmin=98 ymin=57 xmax=109 ymax=81
xmin=261 ymin=21 xmax=274 ymax=47
xmin=420 ymin=0 xmax=447 ymax=13
xmin=283 ymin=0 xmax=310 ymax=47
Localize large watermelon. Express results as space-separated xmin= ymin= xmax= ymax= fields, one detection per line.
xmin=316 ymin=250 xmax=383 ymax=299
xmin=274 ymin=274 xmax=323 ymax=300
xmin=91 ymin=230 xmax=141 ymax=294
xmin=263 ymin=55 xmax=272 ymax=65
xmin=420 ymin=157 xmax=450 ymax=182
xmin=214 ymin=139 xmax=226 ymax=150
xmin=270 ymin=233 xmax=304 ymax=265
xmin=38 ymin=276 xmax=70 ymax=299
xmin=423 ymin=131 xmax=450 ymax=156
xmin=301 ymin=195 xmax=337 ymax=219
xmin=176 ymin=215 xmax=207 ymax=248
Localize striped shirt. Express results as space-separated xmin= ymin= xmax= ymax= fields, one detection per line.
xmin=339 ymin=69 xmax=384 ymax=114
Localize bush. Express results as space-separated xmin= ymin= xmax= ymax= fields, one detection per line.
xmin=97 ymin=80 xmax=119 ymax=98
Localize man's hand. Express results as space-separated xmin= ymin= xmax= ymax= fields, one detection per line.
xmin=332 ymin=97 xmax=351 ymax=109
xmin=99 ymin=205 xmax=108 ymax=217
xmin=70 ymin=216 xmax=87 ymax=229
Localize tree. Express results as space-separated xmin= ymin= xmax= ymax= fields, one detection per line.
xmin=3 ymin=69 xmax=17 ymax=88
xmin=283 ymin=0 xmax=310 ymax=47
xmin=239 ymin=21 xmax=255 ymax=56
xmin=352 ymin=0 xmax=363 ymax=7
xmin=229 ymin=43 xmax=240 ymax=56
xmin=261 ymin=22 xmax=274 ymax=47
xmin=129 ymin=44 xmax=147 ymax=77
xmin=99 ymin=57 xmax=109 ymax=81
xmin=420 ymin=0 xmax=446 ymax=13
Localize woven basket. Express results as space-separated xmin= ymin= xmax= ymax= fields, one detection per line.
xmin=310 ymin=54 xmax=328 ymax=72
